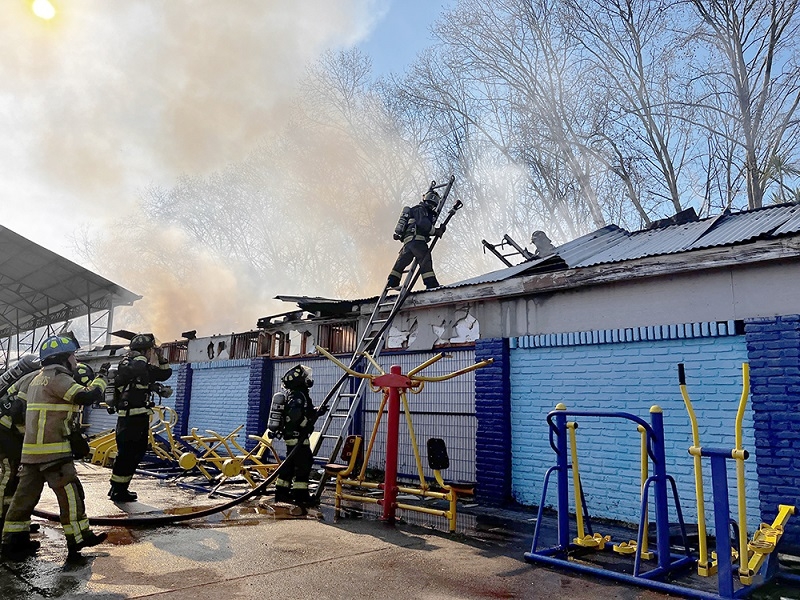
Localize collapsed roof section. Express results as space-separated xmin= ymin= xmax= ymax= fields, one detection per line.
xmin=0 ymin=225 xmax=141 ymax=346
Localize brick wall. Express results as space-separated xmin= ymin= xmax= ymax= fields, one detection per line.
xmin=510 ymin=336 xmax=757 ymax=532
xmin=475 ymin=338 xmax=511 ymax=506
xmin=173 ymin=363 xmax=192 ymax=437
xmin=245 ymin=357 xmax=273 ymax=450
xmin=745 ymin=315 xmax=800 ymax=550
xmin=187 ymin=359 xmax=251 ymax=438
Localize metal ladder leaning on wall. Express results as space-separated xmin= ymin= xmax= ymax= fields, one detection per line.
xmin=309 ymin=176 xmax=460 ymax=502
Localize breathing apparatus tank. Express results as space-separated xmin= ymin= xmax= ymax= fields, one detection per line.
xmin=267 ymin=392 xmax=287 ymax=439
xmin=0 ymin=354 xmax=41 ymax=397
xmin=393 ymin=206 xmax=412 ymax=240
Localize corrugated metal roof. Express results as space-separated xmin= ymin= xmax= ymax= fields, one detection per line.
xmin=575 ymin=219 xmax=712 ymax=267
xmin=688 ymin=204 xmax=800 ymax=250
xmin=448 ymin=202 xmax=800 ymax=288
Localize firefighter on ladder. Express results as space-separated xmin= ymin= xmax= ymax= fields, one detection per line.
xmin=268 ymin=365 xmax=327 ymax=514
xmin=387 ymin=190 xmax=445 ymax=290
xmin=1 ymin=334 xmax=109 ymax=559
xmin=107 ymin=333 xmax=172 ymax=503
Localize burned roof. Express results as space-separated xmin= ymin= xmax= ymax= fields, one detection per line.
xmin=450 ymin=203 xmax=800 ymax=288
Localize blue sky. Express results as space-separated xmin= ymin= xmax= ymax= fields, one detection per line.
xmin=358 ymin=0 xmax=452 ymax=77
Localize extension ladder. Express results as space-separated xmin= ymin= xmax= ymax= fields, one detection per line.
xmin=309 ymin=176 xmax=460 ymax=501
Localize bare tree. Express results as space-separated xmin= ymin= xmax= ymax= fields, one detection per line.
xmin=688 ymin=0 xmax=800 ymax=208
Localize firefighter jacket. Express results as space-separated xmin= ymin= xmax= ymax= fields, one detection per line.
xmin=1 ymin=371 xmax=37 ymax=436
xmin=113 ymin=351 xmax=172 ymax=417
xmin=21 ymin=365 xmax=106 ymax=465
xmin=401 ymin=203 xmax=435 ymax=244
xmin=281 ymin=388 xmax=317 ymax=443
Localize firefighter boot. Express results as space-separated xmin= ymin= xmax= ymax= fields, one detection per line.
xmin=292 ymin=487 xmax=312 ymax=509
xmin=67 ymin=531 xmax=108 ymax=559
xmin=109 ymin=483 xmax=138 ymax=503
xmin=274 ymin=485 xmax=292 ymax=504
xmin=1 ymin=533 xmax=40 ymax=561
xmin=386 ymin=276 xmax=401 ymax=291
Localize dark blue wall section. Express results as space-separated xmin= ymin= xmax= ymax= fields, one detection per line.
xmin=475 ymin=338 xmax=511 ymax=506
xmin=745 ymin=315 xmax=800 ymax=551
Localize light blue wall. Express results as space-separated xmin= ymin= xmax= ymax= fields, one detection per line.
xmin=510 ymin=336 xmax=760 ymax=532
xmin=187 ymin=359 xmax=250 ymax=437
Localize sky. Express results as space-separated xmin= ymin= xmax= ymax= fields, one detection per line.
xmin=0 ymin=0 xmax=452 ymax=339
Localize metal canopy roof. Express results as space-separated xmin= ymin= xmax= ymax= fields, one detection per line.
xmin=0 ymin=225 xmax=141 ymax=338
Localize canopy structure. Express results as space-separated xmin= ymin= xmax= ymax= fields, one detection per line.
xmin=0 ymin=225 xmax=141 ymax=368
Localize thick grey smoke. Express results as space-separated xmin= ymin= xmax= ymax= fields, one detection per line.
xmin=0 ymin=1 xmax=387 ymax=339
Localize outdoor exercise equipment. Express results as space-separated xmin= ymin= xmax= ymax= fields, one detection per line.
xmin=525 ymin=404 xmax=695 ymax=593
xmin=678 ymin=362 xmax=798 ymax=598
xmin=316 ymin=346 xmax=490 ymax=532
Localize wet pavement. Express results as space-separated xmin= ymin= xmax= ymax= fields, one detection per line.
xmin=1 ymin=463 xmax=799 ymax=599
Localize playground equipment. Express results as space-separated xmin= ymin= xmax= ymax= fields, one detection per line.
xmin=317 ymin=346 xmax=491 ymax=532
xmin=525 ymin=364 xmax=799 ymax=600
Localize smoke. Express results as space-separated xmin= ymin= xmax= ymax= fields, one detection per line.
xmin=0 ymin=1 xmax=390 ymax=340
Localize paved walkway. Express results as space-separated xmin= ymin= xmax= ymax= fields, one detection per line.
xmin=1 ymin=465 xmax=796 ymax=599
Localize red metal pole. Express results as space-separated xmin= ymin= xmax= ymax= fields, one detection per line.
xmin=381 ymin=365 xmax=402 ymax=524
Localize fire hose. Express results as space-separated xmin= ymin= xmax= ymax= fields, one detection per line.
xmin=32 ymin=446 xmax=295 ymax=527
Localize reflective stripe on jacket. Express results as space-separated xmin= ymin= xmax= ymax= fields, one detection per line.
xmin=21 ymin=365 xmax=106 ymax=464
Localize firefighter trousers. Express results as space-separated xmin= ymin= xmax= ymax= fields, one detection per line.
xmin=389 ymin=240 xmax=439 ymax=289
xmin=0 ymin=429 xmax=22 ymax=525
xmin=2 ymin=460 xmax=92 ymax=546
xmin=275 ymin=437 xmax=313 ymax=505
xmin=111 ymin=414 xmax=149 ymax=489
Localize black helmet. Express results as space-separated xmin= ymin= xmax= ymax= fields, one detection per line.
xmin=130 ymin=333 xmax=157 ymax=351
xmin=74 ymin=363 xmax=95 ymax=386
xmin=281 ymin=365 xmax=313 ymax=390
xmin=422 ymin=190 xmax=440 ymax=210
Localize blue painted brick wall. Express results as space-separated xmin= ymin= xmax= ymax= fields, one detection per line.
xmin=510 ymin=337 xmax=759 ymax=532
xmin=745 ymin=315 xmax=800 ymax=551
xmin=187 ymin=359 xmax=251 ymax=440
xmin=245 ymin=357 xmax=273 ymax=450
xmin=475 ymin=338 xmax=512 ymax=506
xmin=173 ymin=363 xmax=193 ymax=437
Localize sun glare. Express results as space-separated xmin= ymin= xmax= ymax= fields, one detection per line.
xmin=32 ymin=0 xmax=56 ymax=20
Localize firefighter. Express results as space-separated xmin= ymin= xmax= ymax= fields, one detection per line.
xmin=0 ymin=361 xmax=40 ymax=534
xmin=1 ymin=334 xmax=108 ymax=560
xmin=108 ymin=333 xmax=172 ymax=503
xmin=271 ymin=365 xmax=327 ymax=513
xmin=387 ymin=190 xmax=445 ymax=290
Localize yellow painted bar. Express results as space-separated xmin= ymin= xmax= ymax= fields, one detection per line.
xmin=341 ymin=479 xmax=382 ymax=489
xmin=340 ymin=493 xmax=381 ymax=504
xmin=401 ymin=391 xmax=427 ymax=487
xmin=567 ymin=422 xmax=587 ymax=541
xmin=638 ymin=425 xmax=653 ymax=559
xmin=734 ymin=363 xmax=752 ymax=581
xmin=412 ymin=358 xmax=494 ymax=382
xmin=680 ymin=382 xmax=712 ymax=575
xmin=359 ymin=391 xmax=388 ymax=480
xmin=407 ymin=353 xmax=445 ymax=376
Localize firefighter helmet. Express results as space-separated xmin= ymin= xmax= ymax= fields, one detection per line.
xmin=130 ymin=333 xmax=157 ymax=351
xmin=74 ymin=363 xmax=95 ymax=386
xmin=39 ymin=334 xmax=80 ymax=361
xmin=422 ymin=190 xmax=440 ymax=210
xmin=281 ymin=365 xmax=313 ymax=389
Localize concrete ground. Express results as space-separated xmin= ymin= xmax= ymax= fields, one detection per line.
xmin=1 ymin=463 xmax=797 ymax=600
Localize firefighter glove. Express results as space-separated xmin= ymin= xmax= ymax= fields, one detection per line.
xmin=434 ymin=225 xmax=446 ymax=237
xmin=98 ymin=362 xmax=111 ymax=377
xmin=106 ymin=406 xmax=116 ymax=415
xmin=266 ymin=430 xmax=275 ymax=439
xmin=315 ymin=405 xmax=329 ymax=418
